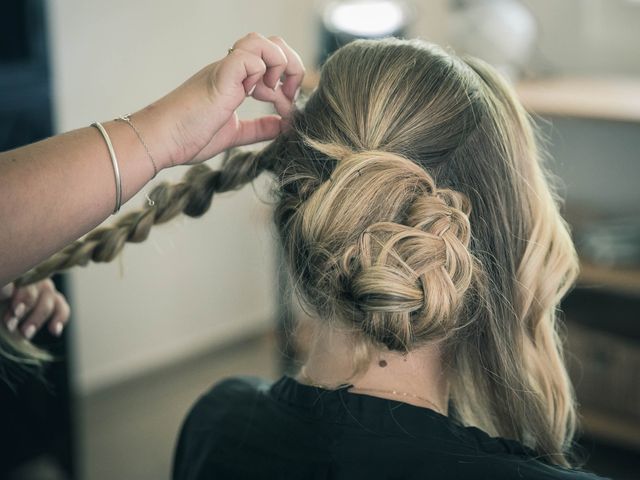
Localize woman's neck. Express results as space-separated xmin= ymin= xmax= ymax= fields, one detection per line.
xmin=296 ymin=325 xmax=450 ymax=415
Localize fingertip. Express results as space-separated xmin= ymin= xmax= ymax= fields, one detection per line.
xmin=256 ymin=115 xmax=284 ymax=142
xmin=263 ymin=72 xmax=280 ymax=91
xmin=53 ymin=322 xmax=64 ymax=337
xmin=23 ymin=324 xmax=36 ymax=340
xmin=273 ymin=90 xmax=296 ymax=119
xmin=14 ymin=302 xmax=26 ymax=318
xmin=282 ymin=79 xmax=298 ymax=101
xmin=6 ymin=317 xmax=18 ymax=332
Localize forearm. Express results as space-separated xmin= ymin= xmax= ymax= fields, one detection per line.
xmin=0 ymin=32 xmax=305 ymax=286
xmin=0 ymin=105 xmax=175 ymax=285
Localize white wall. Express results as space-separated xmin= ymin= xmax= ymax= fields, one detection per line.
xmin=521 ymin=0 xmax=640 ymax=76
xmin=46 ymin=0 xmax=320 ymax=393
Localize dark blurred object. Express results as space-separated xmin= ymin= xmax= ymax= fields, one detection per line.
xmin=0 ymin=277 xmax=74 ymax=480
xmin=0 ymin=0 xmax=53 ymax=147
xmin=567 ymin=323 xmax=639 ymax=425
xmin=0 ymin=0 xmax=75 ymax=478
xmin=318 ymin=0 xmax=409 ymax=65
xmin=563 ymin=289 xmax=640 ymax=452
xmin=575 ymin=215 xmax=640 ymax=268
xmin=0 ymin=1 xmax=30 ymax=62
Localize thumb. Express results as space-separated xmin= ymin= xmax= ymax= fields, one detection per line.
xmin=233 ymin=115 xmax=282 ymax=147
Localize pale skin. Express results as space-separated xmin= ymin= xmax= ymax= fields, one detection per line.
xmin=298 ymin=325 xmax=451 ymax=415
xmin=0 ymin=33 xmax=305 ymax=340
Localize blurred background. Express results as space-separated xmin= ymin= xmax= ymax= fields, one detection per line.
xmin=0 ymin=0 xmax=639 ymax=478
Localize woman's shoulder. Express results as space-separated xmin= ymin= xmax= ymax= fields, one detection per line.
xmin=172 ymin=376 xmax=274 ymax=479
xmin=200 ymin=375 xmax=271 ymax=400
xmin=479 ymin=454 xmax=611 ymax=480
xmin=184 ymin=375 xmax=272 ymax=422
xmin=175 ymin=375 xmax=612 ymax=480
xmin=451 ymin=423 xmax=611 ymax=479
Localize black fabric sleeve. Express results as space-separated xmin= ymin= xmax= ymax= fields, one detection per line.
xmin=171 ymin=376 xmax=269 ymax=480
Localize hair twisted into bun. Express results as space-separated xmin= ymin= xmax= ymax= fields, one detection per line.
xmin=290 ymin=143 xmax=474 ymax=351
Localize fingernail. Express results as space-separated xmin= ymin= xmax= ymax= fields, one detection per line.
xmin=273 ymin=80 xmax=282 ymax=92
xmin=14 ymin=303 xmax=26 ymax=318
xmin=247 ymin=84 xmax=256 ymax=96
xmin=24 ymin=324 xmax=36 ymax=340
xmin=1 ymin=283 xmax=14 ymax=298
xmin=54 ymin=322 xmax=64 ymax=337
xmin=6 ymin=317 xmax=18 ymax=332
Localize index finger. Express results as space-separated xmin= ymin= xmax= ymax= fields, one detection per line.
xmin=268 ymin=36 xmax=305 ymax=101
xmin=233 ymin=32 xmax=288 ymax=90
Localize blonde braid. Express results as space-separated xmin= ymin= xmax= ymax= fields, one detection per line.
xmin=2 ymin=146 xmax=277 ymax=370
xmin=15 ymin=149 xmax=267 ymax=287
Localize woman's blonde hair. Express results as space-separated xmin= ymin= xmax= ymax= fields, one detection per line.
xmin=3 ymin=38 xmax=580 ymax=467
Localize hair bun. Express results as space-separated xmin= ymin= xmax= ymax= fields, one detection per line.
xmin=291 ymin=142 xmax=474 ymax=351
xmin=346 ymin=193 xmax=473 ymax=350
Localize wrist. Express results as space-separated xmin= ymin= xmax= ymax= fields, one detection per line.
xmin=131 ymin=101 xmax=188 ymax=170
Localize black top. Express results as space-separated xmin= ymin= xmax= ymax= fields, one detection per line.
xmin=172 ymin=375 xmax=609 ymax=479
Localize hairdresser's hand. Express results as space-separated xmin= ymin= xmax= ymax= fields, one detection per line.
xmin=146 ymin=32 xmax=305 ymax=167
xmin=1 ymin=280 xmax=70 ymax=340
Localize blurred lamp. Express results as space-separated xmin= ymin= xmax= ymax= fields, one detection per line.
xmin=450 ymin=0 xmax=537 ymax=82
xmin=319 ymin=0 xmax=409 ymax=65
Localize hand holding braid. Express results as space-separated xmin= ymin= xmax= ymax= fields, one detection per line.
xmin=3 ymin=142 xmax=279 ymax=368
xmin=15 ymin=148 xmax=271 ymax=287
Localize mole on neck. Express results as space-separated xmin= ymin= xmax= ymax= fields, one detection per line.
xmin=296 ymin=325 xmax=450 ymax=414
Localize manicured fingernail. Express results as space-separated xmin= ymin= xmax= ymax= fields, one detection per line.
xmin=54 ymin=322 xmax=64 ymax=337
xmin=6 ymin=317 xmax=18 ymax=332
xmin=14 ymin=303 xmax=26 ymax=318
xmin=247 ymin=84 xmax=256 ymax=96
xmin=1 ymin=284 xmax=14 ymax=298
xmin=24 ymin=324 xmax=36 ymax=340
